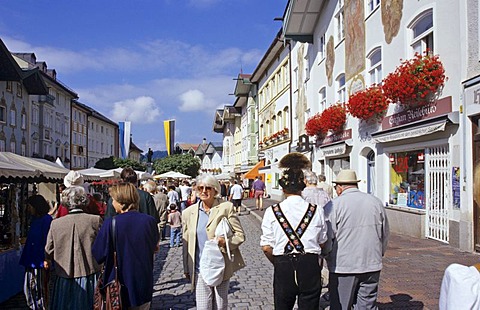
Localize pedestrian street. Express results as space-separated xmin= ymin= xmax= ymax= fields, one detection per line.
xmin=151 ymin=213 xmax=276 ymax=309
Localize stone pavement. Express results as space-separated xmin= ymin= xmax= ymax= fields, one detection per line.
xmin=2 ymin=197 xmax=480 ymax=309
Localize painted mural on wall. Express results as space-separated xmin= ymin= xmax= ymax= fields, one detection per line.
xmin=382 ymin=0 xmax=403 ymax=44
xmin=326 ymin=35 xmax=335 ymax=86
xmin=345 ymin=0 xmax=366 ymax=81
xmin=296 ymin=43 xmax=307 ymax=135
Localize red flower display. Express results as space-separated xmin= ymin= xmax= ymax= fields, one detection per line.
xmin=346 ymin=85 xmax=388 ymax=121
xmin=305 ymin=104 xmax=346 ymax=137
xmin=382 ymin=51 xmax=446 ymax=107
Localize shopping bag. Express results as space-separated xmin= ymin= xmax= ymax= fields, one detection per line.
xmin=199 ymin=239 xmax=225 ymax=287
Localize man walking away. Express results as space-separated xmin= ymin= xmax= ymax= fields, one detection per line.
xmin=229 ymin=180 xmax=244 ymax=214
xmin=324 ymin=169 xmax=389 ymax=310
xmin=179 ymin=180 xmax=192 ymax=212
xmin=252 ymin=176 xmax=266 ymax=211
xmin=260 ymin=153 xmax=328 ymax=310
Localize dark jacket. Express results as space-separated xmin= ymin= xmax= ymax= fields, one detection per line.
xmin=105 ymin=188 xmax=159 ymax=223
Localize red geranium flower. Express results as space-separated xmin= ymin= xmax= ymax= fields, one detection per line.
xmin=305 ymin=104 xmax=346 ymax=137
xmin=383 ymin=51 xmax=446 ymax=107
xmin=347 ymin=85 xmax=388 ymax=121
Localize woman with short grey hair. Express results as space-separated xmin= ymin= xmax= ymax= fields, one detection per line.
xmin=302 ymin=170 xmax=330 ymax=208
xmin=45 ymin=186 xmax=102 ymax=309
xmin=182 ymin=174 xmax=246 ymax=309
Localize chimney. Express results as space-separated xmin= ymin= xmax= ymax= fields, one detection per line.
xmin=202 ymin=138 xmax=207 ymax=145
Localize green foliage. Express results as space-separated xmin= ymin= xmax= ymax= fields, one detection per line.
xmin=153 ymin=154 xmax=201 ymax=178
xmin=94 ymin=156 xmax=146 ymax=171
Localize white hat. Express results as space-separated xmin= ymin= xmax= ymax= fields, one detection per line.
xmin=333 ymin=169 xmax=361 ymax=184
xmin=64 ymin=170 xmax=85 ymax=188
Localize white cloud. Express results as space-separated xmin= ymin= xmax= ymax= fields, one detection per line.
xmin=179 ymin=89 xmax=215 ymax=111
xmin=110 ymin=96 xmax=161 ymax=123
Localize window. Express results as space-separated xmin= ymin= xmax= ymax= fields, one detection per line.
xmin=0 ymin=139 xmax=5 ymax=152
xmin=319 ymin=87 xmax=327 ymax=112
xmin=10 ymin=141 xmax=16 ymax=153
xmin=16 ymin=83 xmax=22 ymax=98
xmin=367 ymin=0 xmax=380 ymax=14
xmin=21 ymin=143 xmax=26 ymax=156
xmin=6 ymin=81 xmax=12 ymax=92
xmin=410 ymin=10 xmax=433 ymax=54
xmin=0 ymin=105 xmax=6 ymax=123
xmin=283 ymin=107 xmax=289 ymax=129
xmin=335 ymin=0 xmax=345 ymax=43
xmin=10 ymin=109 xmax=16 ymax=127
xmin=389 ymin=150 xmax=425 ymax=209
xmin=318 ymin=33 xmax=326 ymax=61
xmin=32 ymin=141 xmax=38 ymax=154
xmin=21 ymin=112 xmax=27 ymax=130
xmin=101 ymin=126 xmax=104 ymax=134
xmin=304 ymin=54 xmax=310 ymax=82
xmin=32 ymin=107 xmax=39 ymax=125
xmin=368 ymin=48 xmax=382 ymax=85
xmin=336 ymin=74 xmax=346 ymax=104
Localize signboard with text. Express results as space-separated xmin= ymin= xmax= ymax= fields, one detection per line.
xmin=381 ymin=96 xmax=452 ymax=130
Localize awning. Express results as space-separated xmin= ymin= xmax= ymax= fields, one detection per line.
xmin=244 ymin=160 xmax=265 ymax=180
xmin=372 ymin=119 xmax=448 ymax=143
xmin=0 ymin=152 xmax=69 ymax=181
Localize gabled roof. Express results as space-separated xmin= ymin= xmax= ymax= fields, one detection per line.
xmin=129 ymin=140 xmax=143 ymax=153
xmin=176 ymin=143 xmax=199 ymax=152
xmin=22 ymin=68 xmax=49 ymax=95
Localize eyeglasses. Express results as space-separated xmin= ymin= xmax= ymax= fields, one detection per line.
xmin=197 ymin=186 xmax=213 ymax=192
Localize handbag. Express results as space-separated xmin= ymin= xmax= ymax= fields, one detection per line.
xmin=94 ymin=217 xmax=123 ymax=310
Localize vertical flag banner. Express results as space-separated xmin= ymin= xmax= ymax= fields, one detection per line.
xmin=119 ymin=121 xmax=131 ymax=159
xmin=163 ymin=120 xmax=175 ymax=156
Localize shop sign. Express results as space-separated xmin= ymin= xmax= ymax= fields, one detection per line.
xmin=382 ymin=96 xmax=452 ymax=130
xmin=465 ymin=83 xmax=480 ymax=105
xmin=318 ymin=129 xmax=352 ymax=146
xmin=320 ymin=143 xmax=347 ymax=157
xmin=266 ymin=173 xmax=272 ymax=183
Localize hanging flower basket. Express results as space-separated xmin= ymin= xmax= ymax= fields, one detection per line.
xmin=305 ymin=104 xmax=346 ymax=137
xmin=347 ymin=85 xmax=389 ymax=122
xmin=382 ymin=51 xmax=446 ymax=108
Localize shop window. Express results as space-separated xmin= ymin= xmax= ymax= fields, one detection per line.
xmin=0 ymin=184 xmax=29 ymax=251
xmin=330 ymin=157 xmax=351 ymax=177
xmin=389 ymin=150 xmax=425 ymax=208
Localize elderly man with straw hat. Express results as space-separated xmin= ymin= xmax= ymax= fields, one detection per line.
xmin=324 ymin=169 xmax=389 ymax=310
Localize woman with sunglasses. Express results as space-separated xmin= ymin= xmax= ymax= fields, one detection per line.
xmin=182 ymin=174 xmax=246 ymax=309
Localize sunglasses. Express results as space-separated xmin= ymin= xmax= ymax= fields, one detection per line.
xmin=197 ymin=186 xmax=213 ymax=192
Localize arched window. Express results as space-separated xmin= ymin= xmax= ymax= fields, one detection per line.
xmin=336 ymin=74 xmax=346 ymax=104
xmin=367 ymin=48 xmax=382 ymax=86
xmin=319 ymin=87 xmax=327 ymax=112
xmin=410 ymin=10 xmax=433 ymax=54
xmin=283 ymin=107 xmax=289 ymax=129
xmin=277 ymin=111 xmax=282 ymax=132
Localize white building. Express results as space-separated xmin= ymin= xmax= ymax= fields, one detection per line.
xmin=282 ymin=0 xmax=468 ymax=250
xmin=87 ymin=109 xmax=119 ymax=168
xmin=13 ymin=53 xmax=77 ymax=167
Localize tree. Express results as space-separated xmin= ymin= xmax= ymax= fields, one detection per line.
xmin=95 ymin=156 xmax=146 ymax=171
xmin=153 ymin=154 xmax=201 ymax=178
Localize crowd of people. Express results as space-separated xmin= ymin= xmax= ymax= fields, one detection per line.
xmin=19 ymin=156 xmax=392 ymax=310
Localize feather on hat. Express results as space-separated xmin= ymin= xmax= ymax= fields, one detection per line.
xmin=279 ymin=152 xmax=311 ymax=170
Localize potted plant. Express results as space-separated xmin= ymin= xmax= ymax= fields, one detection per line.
xmin=347 ymin=85 xmax=389 ymax=122
xmin=382 ymin=51 xmax=446 ymax=108
xmin=306 ymin=113 xmax=327 ymax=137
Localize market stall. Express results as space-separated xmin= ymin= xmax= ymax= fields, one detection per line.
xmin=0 ymin=152 xmax=69 ymax=302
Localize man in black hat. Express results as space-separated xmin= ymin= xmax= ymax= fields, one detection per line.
xmin=324 ymin=169 xmax=389 ymax=310
xmin=260 ymin=153 xmax=328 ymax=309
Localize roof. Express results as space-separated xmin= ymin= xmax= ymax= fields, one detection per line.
xmin=129 ymin=140 xmax=143 ymax=153
xmin=176 ymin=143 xmax=199 ymax=151
xmin=250 ymin=29 xmax=285 ymax=83
xmin=73 ymin=100 xmax=119 ymax=128
xmin=282 ymin=0 xmax=326 ymax=43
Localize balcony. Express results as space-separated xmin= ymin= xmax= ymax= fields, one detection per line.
xmin=39 ymin=94 xmax=55 ymax=105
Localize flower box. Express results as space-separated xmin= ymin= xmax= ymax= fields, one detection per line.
xmin=382 ymin=51 xmax=446 ymax=108
xmin=347 ymin=86 xmax=388 ymax=122
xmin=306 ymin=104 xmax=346 ymax=137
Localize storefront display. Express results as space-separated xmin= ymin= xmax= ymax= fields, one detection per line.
xmin=389 ymin=150 xmax=425 ymax=209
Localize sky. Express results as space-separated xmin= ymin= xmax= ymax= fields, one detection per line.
xmin=0 ymin=0 xmax=288 ymax=153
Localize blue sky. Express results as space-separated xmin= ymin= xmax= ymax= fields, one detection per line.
xmin=0 ymin=0 xmax=287 ymax=153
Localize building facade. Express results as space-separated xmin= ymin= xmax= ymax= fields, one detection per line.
xmin=87 ymin=109 xmax=119 ymax=168
xmin=71 ymin=101 xmax=89 ymax=169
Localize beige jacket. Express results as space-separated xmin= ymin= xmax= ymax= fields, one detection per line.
xmin=182 ymin=199 xmax=246 ymax=289
xmin=45 ymin=211 xmax=102 ymax=278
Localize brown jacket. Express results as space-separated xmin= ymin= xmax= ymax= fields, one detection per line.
xmin=182 ymin=199 xmax=246 ymax=289
xmin=45 ymin=211 xmax=102 ymax=278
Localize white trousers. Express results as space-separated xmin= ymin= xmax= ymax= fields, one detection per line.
xmin=195 ymin=273 xmax=229 ymax=310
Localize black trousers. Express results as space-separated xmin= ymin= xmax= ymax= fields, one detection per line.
xmin=273 ymin=253 xmax=321 ymax=310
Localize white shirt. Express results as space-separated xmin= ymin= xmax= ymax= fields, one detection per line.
xmin=179 ymin=185 xmax=192 ymax=201
xmin=260 ymin=195 xmax=328 ymax=256
xmin=167 ymin=190 xmax=179 ymax=205
xmin=439 ymin=263 xmax=480 ymax=310
xmin=230 ymin=184 xmax=243 ymax=200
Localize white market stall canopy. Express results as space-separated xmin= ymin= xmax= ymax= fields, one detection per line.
xmin=0 ymin=152 xmax=70 ymax=181
xmin=153 ymin=171 xmax=191 ymax=179
xmin=78 ymin=167 xmax=152 ymax=180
